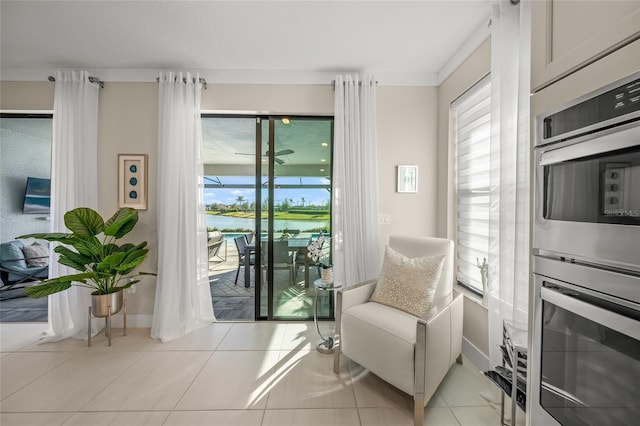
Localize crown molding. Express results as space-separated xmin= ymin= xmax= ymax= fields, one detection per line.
xmin=437 ymin=17 xmax=491 ymax=85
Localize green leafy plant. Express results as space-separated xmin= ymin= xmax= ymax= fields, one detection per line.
xmin=19 ymin=207 xmax=155 ymax=298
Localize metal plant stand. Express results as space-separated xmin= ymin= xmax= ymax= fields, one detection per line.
xmin=88 ymin=299 xmax=127 ymax=347
xmin=313 ymin=279 xmax=341 ymax=354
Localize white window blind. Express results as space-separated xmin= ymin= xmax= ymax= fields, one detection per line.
xmin=452 ymin=75 xmax=491 ymax=294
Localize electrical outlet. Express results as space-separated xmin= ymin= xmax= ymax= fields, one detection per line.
xmin=378 ymin=214 xmax=391 ymax=225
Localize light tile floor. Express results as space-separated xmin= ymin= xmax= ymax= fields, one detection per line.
xmin=0 ymin=322 xmax=525 ymax=426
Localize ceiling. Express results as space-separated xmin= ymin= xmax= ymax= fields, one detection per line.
xmin=0 ymin=0 xmax=491 ymax=85
xmin=202 ymin=116 xmax=333 ymax=174
xmin=1 ymin=1 xmax=492 ymax=174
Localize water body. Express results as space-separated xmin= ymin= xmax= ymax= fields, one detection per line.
xmin=206 ymin=214 xmax=328 ymax=232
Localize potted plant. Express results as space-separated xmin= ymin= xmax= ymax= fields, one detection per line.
xmin=307 ymin=235 xmax=333 ymax=284
xmin=18 ymin=207 xmax=155 ymax=317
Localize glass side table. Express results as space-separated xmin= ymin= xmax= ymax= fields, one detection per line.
xmin=313 ymin=279 xmax=341 ymax=354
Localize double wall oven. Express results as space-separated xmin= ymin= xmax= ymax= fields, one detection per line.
xmin=531 ymin=71 xmax=640 ymax=425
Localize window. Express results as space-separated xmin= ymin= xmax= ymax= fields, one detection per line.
xmin=452 ymin=75 xmax=491 ymax=294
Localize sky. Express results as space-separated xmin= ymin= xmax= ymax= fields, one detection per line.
xmin=203 ymin=176 xmax=330 ymax=208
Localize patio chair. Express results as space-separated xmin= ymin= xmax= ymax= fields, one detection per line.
xmin=244 ymin=232 xmax=255 ymax=245
xmin=294 ymin=247 xmax=320 ymax=287
xmin=207 ymin=233 xmax=226 ymax=263
xmin=262 ymin=240 xmax=294 ymax=285
xmin=233 ymin=236 xmax=255 ymax=286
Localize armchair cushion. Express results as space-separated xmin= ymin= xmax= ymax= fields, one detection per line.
xmin=370 ymin=245 xmax=445 ymax=317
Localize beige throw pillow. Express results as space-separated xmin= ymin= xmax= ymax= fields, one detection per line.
xmin=22 ymin=242 xmax=49 ymax=267
xmin=370 ymin=245 xmax=445 ymax=317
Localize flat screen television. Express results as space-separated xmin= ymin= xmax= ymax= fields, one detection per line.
xmin=23 ymin=177 xmax=51 ymax=214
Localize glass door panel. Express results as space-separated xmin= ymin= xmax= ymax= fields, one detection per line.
xmin=257 ymin=118 xmax=270 ymax=318
xmin=270 ymin=117 xmax=333 ymax=319
xmin=201 ymin=115 xmax=257 ymax=321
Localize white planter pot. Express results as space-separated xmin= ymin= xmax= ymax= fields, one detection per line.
xmin=320 ymin=267 xmax=334 ymax=285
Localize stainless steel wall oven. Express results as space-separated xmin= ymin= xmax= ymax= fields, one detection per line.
xmin=531 ymin=71 xmax=640 ymax=426
xmin=534 ymin=71 xmax=640 ymax=271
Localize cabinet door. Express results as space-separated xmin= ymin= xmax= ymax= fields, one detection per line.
xmin=531 ymin=0 xmax=640 ymax=92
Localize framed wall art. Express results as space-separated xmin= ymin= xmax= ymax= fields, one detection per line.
xmin=118 ymin=154 xmax=148 ymax=210
xmin=397 ymin=165 xmax=418 ymax=193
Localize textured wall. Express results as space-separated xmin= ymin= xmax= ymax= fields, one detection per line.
xmin=377 ymin=86 xmax=438 ymax=257
xmin=436 ymin=38 xmax=491 ymax=359
xmin=0 ymin=117 xmax=52 ymax=242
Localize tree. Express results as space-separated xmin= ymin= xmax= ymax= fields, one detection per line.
xmin=280 ymin=198 xmax=290 ymax=212
xmin=236 ymin=195 xmax=245 ymax=211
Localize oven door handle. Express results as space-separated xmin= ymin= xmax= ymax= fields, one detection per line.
xmin=538 ymin=122 xmax=640 ymax=166
xmin=540 ymin=286 xmax=640 ymax=341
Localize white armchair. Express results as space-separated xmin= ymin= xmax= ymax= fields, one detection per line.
xmin=333 ymin=235 xmax=463 ymax=426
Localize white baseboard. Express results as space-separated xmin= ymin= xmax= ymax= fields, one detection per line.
xmin=462 ymin=336 xmax=490 ymax=372
xmin=108 ymin=314 xmax=152 ymax=328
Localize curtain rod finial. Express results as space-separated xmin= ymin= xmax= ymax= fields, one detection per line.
xmin=47 ymin=74 xmax=104 ymax=89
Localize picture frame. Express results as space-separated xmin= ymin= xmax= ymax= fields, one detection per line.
xmin=118 ymin=154 xmax=148 ymax=210
xmin=397 ymin=165 xmax=418 ymax=193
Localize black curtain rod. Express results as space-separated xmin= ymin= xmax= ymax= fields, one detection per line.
xmin=155 ymin=76 xmax=208 ymax=90
xmin=48 ymin=75 xmax=104 ymax=88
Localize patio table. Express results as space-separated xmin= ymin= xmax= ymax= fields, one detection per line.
xmin=243 ymin=237 xmax=312 ymax=288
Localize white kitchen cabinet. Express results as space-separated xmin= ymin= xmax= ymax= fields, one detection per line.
xmin=531 ymin=0 xmax=640 ymax=92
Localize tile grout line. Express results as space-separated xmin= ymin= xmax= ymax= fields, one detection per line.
xmin=0 ymin=350 xmax=75 ymax=401
xmin=167 ymin=349 xmax=217 ymax=415
xmin=75 ymin=350 xmax=147 ymax=413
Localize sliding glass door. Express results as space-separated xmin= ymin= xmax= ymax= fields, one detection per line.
xmin=202 ymin=115 xmax=333 ymax=321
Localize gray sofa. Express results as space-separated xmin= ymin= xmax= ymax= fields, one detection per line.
xmin=0 ymin=240 xmax=49 ymax=287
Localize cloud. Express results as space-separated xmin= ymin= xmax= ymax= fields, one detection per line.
xmin=231 ymin=189 xmax=253 ymax=197
xmin=204 ymin=193 xmax=219 ymax=203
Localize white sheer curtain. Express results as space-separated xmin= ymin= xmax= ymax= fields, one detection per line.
xmin=151 ymin=72 xmax=214 ymax=343
xmin=332 ymin=74 xmax=380 ymax=288
xmin=45 ymin=70 xmax=101 ymax=341
xmin=487 ymin=0 xmax=531 ymax=367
